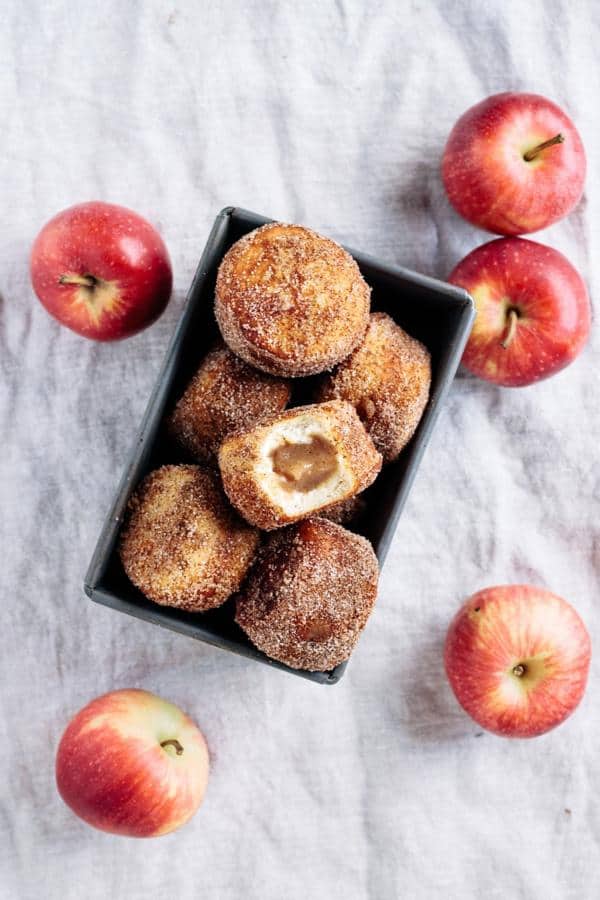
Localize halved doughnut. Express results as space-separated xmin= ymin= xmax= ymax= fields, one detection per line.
xmin=218 ymin=400 xmax=382 ymax=530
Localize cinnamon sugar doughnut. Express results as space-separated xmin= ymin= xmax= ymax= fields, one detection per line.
xmin=235 ymin=517 xmax=379 ymax=671
xmin=119 ymin=465 xmax=259 ymax=612
xmin=168 ymin=343 xmax=291 ymax=463
xmin=316 ymin=313 xmax=431 ymax=462
xmin=218 ymin=400 xmax=382 ymax=530
xmin=215 ymin=223 xmax=370 ymax=377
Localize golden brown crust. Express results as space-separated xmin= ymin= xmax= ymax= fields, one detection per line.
xmin=168 ymin=343 xmax=291 ymax=463
xmin=215 ymin=223 xmax=370 ymax=377
xmin=316 ymin=312 xmax=431 ymax=462
xmin=235 ymin=518 xmax=379 ymax=671
xmin=217 ymin=400 xmax=382 ymax=530
xmin=119 ymin=465 xmax=259 ymax=612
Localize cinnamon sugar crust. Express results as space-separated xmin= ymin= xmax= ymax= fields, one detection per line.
xmin=215 ymin=223 xmax=371 ymax=377
xmin=168 ymin=343 xmax=291 ymax=463
xmin=119 ymin=465 xmax=259 ymax=612
xmin=316 ymin=312 xmax=431 ymax=462
xmin=235 ymin=518 xmax=379 ymax=671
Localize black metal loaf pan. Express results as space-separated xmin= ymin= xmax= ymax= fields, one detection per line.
xmin=84 ymin=207 xmax=475 ymax=685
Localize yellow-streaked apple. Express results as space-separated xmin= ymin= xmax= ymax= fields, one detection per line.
xmin=56 ymin=689 xmax=208 ymax=836
xmin=444 ymin=585 xmax=591 ymax=738
xmin=31 ymin=201 xmax=172 ymax=341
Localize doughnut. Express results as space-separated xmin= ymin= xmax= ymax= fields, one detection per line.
xmin=215 ymin=223 xmax=370 ymax=377
xmin=168 ymin=343 xmax=291 ymax=463
xmin=218 ymin=400 xmax=382 ymax=530
xmin=235 ymin=517 xmax=379 ymax=671
xmin=119 ymin=465 xmax=259 ymax=612
xmin=316 ymin=312 xmax=431 ymax=462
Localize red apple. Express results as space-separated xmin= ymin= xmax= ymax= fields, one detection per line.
xmin=449 ymin=237 xmax=590 ymax=386
xmin=56 ymin=689 xmax=209 ymax=836
xmin=442 ymin=92 xmax=586 ymax=235
xmin=445 ymin=585 xmax=591 ymax=738
xmin=31 ymin=201 xmax=172 ymax=340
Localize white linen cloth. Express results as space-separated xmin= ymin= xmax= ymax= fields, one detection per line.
xmin=2 ymin=1 xmax=599 ymax=897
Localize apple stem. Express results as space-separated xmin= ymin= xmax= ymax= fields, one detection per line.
xmin=523 ymin=133 xmax=564 ymax=162
xmin=512 ymin=664 xmax=526 ymax=677
xmin=160 ymin=738 xmax=184 ymax=756
xmin=59 ymin=273 xmax=97 ymax=289
xmin=501 ymin=309 xmax=519 ymax=349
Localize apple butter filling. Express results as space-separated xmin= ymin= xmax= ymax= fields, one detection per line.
xmin=271 ymin=434 xmax=338 ymax=492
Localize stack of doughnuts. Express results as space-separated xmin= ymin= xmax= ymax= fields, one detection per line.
xmin=119 ymin=222 xmax=432 ymax=672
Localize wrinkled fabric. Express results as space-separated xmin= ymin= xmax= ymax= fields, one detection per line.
xmin=1 ymin=1 xmax=599 ymax=898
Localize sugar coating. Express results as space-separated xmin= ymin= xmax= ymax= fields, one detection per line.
xmin=119 ymin=465 xmax=259 ymax=612
xmin=317 ymin=312 xmax=431 ymax=462
xmin=235 ymin=518 xmax=379 ymax=671
xmin=168 ymin=343 xmax=291 ymax=463
xmin=215 ymin=223 xmax=371 ymax=377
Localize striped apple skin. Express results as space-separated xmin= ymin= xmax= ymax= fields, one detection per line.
xmin=444 ymin=585 xmax=591 ymax=738
xmin=442 ymin=92 xmax=586 ymax=236
xmin=56 ymin=689 xmax=209 ymax=836
xmin=449 ymin=238 xmax=591 ymax=387
xmin=30 ymin=201 xmax=172 ymax=341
